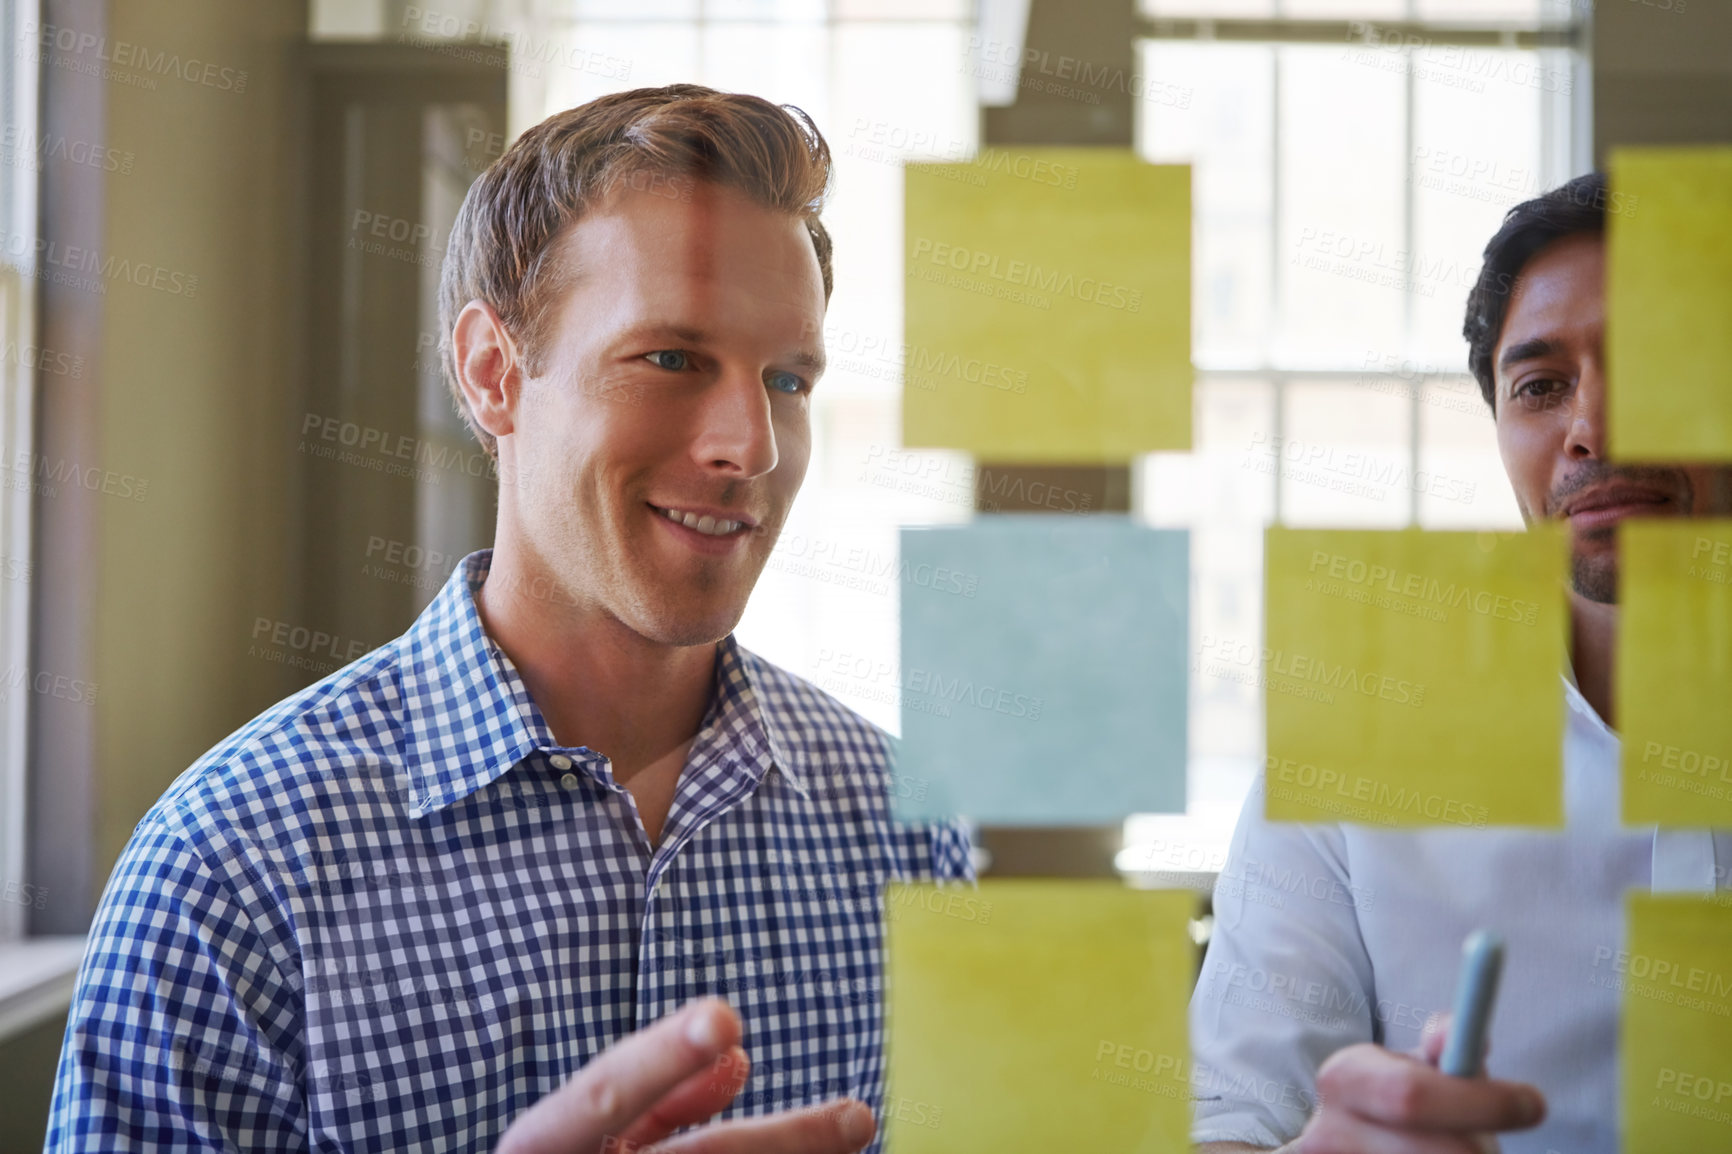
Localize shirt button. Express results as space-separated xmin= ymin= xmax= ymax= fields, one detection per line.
xmin=560 ymin=772 xmax=580 ymax=790
xmin=550 ymin=754 xmax=573 ymax=771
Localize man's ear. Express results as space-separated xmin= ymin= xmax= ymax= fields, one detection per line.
xmin=452 ymin=300 xmax=522 ymax=442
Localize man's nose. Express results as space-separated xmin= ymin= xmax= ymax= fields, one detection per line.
xmin=1565 ymin=363 xmax=1606 ymax=460
xmin=692 ymin=370 xmax=778 ymax=478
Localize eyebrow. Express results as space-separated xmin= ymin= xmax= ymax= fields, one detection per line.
xmin=621 ymin=323 xmax=825 ymax=372
xmin=623 ymin=323 xmax=710 ymax=347
xmin=1497 ymin=336 xmax=1557 ymax=374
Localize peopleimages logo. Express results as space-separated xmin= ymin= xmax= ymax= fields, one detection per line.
xmin=909 ymin=237 xmax=1143 ymax=313
xmin=1265 ymin=755 xmax=1490 ymax=828
xmin=1197 ymin=634 xmax=1426 ymax=709
xmin=1305 ymin=549 xmax=1539 ymax=626
xmin=22 ymin=21 xmax=250 ymax=92
xmin=886 ymin=883 xmax=993 ymax=924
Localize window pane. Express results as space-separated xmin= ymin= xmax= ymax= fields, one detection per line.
xmin=1186 ymin=525 xmax=1265 ymax=785
xmin=1170 ymin=384 xmax=1272 ymax=872
xmin=1280 ymin=0 xmax=1404 ymax=17
xmin=1417 ymin=375 xmax=1526 ymax=528
xmin=1141 ymin=0 xmax=1276 ymax=16
xmin=1409 ymin=47 xmax=1544 ymax=362
xmin=1277 ymin=379 xmax=1413 ymax=527
xmin=1275 ymin=45 xmax=1407 ymax=366
xmin=707 ymin=0 xmax=828 ymax=20
xmin=1139 ymin=42 xmax=1274 ymax=369
xmin=828 ymin=21 xmax=974 ymax=376
xmin=539 ymin=23 xmax=699 ymax=111
xmin=698 ymin=23 xmax=830 ymax=114
xmin=1144 ymin=377 xmax=1278 ymax=527
xmin=835 ymin=0 xmax=971 ymax=18
xmin=732 ymin=19 xmax=973 ymax=719
xmin=565 ymin=0 xmax=702 ymax=18
xmin=1415 ymin=0 xmax=1542 ymax=20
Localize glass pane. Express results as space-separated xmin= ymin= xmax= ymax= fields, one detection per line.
xmin=1141 ymin=376 xmax=1275 ymax=527
xmin=1277 ymin=379 xmax=1413 ymax=526
xmin=1139 ymin=42 xmax=1274 ymax=369
xmin=1409 ymin=48 xmax=1544 ymax=364
xmin=733 ymin=19 xmax=973 ymax=708
xmin=1141 ymin=0 xmax=1277 ymax=16
xmin=1133 ymin=381 xmax=1273 ymax=879
xmin=1189 ymin=524 xmax=1266 ymax=777
xmin=707 ymin=0 xmax=828 ymax=19
xmin=830 ymin=21 xmax=973 ymax=363
xmin=1416 ymin=374 xmax=1526 ymax=528
xmin=539 ymin=23 xmax=698 ymax=113
xmin=1415 ymin=0 xmax=1542 ymax=20
xmin=1185 ymin=378 xmax=1274 ymax=766
xmin=1281 ymin=0 xmax=1404 ymax=16
xmin=698 ymin=23 xmax=830 ymax=115
xmin=565 ymin=0 xmax=702 ymax=18
xmin=1274 ymin=45 xmax=1407 ymax=367
xmin=743 ymin=514 xmax=908 ymax=733
xmin=835 ymin=0 xmax=971 ymax=18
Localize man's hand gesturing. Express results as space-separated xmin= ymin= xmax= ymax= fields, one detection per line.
xmin=496 ymin=998 xmax=877 ymax=1154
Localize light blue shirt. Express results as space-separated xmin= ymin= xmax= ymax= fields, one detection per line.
xmin=1191 ymin=676 xmax=1730 ymax=1153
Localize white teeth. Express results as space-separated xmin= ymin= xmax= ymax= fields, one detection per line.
xmin=657 ymin=506 xmax=742 ymax=537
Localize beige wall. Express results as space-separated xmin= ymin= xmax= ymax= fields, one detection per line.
xmin=6 ymin=0 xmax=308 ymax=1144
xmin=92 ymin=0 xmax=310 ymax=877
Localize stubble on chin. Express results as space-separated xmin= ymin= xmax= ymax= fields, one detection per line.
xmin=624 ymin=535 xmax=777 ymax=648
xmin=1570 ymin=549 xmax=1618 ymax=604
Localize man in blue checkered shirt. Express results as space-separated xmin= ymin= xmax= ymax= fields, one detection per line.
xmin=46 ymin=85 xmax=972 ymax=1154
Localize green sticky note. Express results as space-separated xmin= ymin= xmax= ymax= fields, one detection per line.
xmin=1263 ymin=527 xmax=1567 ymax=828
xmin=1608 ymin=147 xmax=1732 ymax=460
xmin=902 ymin=149 xmax=1191 ymax=462
xmin=884 ymin=882 xmax=1194 ymax=1153
xmin=895 ymin=518 xmax=1188 ymax=825
xmin=1617 ymin=520 xmax=1732 ymax=826
xmin=1622 ymin=894 xmax=1732 ymax=1153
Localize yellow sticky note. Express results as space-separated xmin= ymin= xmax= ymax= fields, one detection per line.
xmin=1607 ymin=147 xmax=1732 ymax=460
xmin=902 ymin=150 xmax=1191 ymax=462
xmin=1617 ymin=520 xmax=1732 ymax=826
xmin=1263 ymin=527 xmax=1567 ymax=827
xmin=1622 ymin=894 xmax=1732 ymax=1153
xmin=884 ymin=881 xmax=1193 ymax=1153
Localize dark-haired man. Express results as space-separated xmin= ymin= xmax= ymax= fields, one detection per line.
xmin=47 ymin=86 xmax=968 ymax=1154
xmin=1191 ymin=172 xmax=1732 ymax=1154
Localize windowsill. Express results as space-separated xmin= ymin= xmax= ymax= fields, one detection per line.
xmin=0 ymin=936 xmax=86 ymax=1044
xmin=1121 ymin=867 xmax=1219 ymax=896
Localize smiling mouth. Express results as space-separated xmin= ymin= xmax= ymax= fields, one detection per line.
xmin=1562 ymin=488 xmax=1673 ymax=531
xmin=649 ymin=503 xmax=752 ymax=538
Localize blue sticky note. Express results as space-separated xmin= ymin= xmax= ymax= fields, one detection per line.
xmin=895 ymin=517 xmax=1188 ymax=823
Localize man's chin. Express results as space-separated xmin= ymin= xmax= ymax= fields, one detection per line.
xmin=1570 ymin=553 xmax=1618 ymax=605
xmin=627 ymin=600 xmax=749 ymax=649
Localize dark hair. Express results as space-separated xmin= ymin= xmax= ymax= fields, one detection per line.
xmin=439 ymin=84 xmax=834 ymax=459
xmin=1463 ymin=172 xmax=1611 ymax=412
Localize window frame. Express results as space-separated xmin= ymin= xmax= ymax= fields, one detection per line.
xmin=0 ymin=0 xmax=40 ymax=945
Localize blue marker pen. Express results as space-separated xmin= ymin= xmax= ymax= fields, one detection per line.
xmin=1440 ymin=929 xmax=1504 ymax=1078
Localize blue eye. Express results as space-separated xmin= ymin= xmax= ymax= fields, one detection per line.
xmin=646 ymin=350 xmax=689 ymax=371
xmin=767 ymin=370 xmax=806 ymax=395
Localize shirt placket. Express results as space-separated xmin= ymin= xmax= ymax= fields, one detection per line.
xmin=633 ymin=739 xmax=775 ymax=1031
xmin=546 ymin=746 xmax=661 ymax=858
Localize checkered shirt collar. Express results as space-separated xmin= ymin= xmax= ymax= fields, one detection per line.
xmin=399 ymin=548 xmax=810 ymax=818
